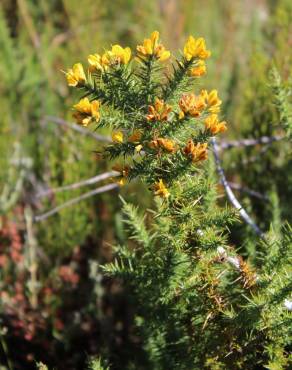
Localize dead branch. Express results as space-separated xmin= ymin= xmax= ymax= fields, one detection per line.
xmin=43 ymin=116 xmax=112 ymax=143
xmin=34 ymin=183 xmax=119 ymax=223
xmin=36 ymin=171 xmax=120 ymax=198
xmin=211 ymin=137 xmax=265 ymax=239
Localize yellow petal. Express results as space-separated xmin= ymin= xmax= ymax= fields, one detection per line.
xmin=150 ymin=31 xmax=159 ymax=46
xmin=112 ymin=131 xmax=124 ymax=143
xmin=73 ymin=63 xmax=86 ymax=83
xmin=73 ymin=98 xmax=91 ymax=113
xmin=135 ymin=144 xmax=143 ymax=153
xmin=124 ymin=47 xmax=132 ymax=64
xmin=66 ymin=70 xmax=78 ymax=87
xmin=158 ymin=50 xmax=171 ymax=62
xmin=144 ymin=39 xmax=153 ymax=54
xmin=81 ymin=117 xmax=91 ymax=127
xmin=178 ymin=111 xmax=185 ymax=120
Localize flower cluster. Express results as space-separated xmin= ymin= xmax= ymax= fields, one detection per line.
xmin=66 ymin=31 xmax=227 ymax=199
xmin=178 ymin=93 xmax=206 ymax=118
xmin=183 ymin=36 xmax=211 ymax=60
xmin=88 ymin=44 xmax=131 ymax=72
xmin=137 ymin=31 xmax=170 ymax=62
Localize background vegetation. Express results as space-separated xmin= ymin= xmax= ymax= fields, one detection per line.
xmin=0 ymin=0 xmax=291 ymax=369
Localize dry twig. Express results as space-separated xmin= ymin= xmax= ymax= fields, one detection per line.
xmin=37 ymin=171 xmax=119 ymax=198
xmin=218 ymin=135 xmax=283 ymax=150
xmin=211 ymin=137 xmax=265 ymax=239
xmin=228 ymin=182 xmax=269 ymax=201
xmin=34 ymin=183 xmax=119 ymax=223
xmin=43 ymin=116 xmax=112 ymax=143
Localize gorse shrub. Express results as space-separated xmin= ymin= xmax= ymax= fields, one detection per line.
xmin=66 ymin=31 xmax=292 ymax=370
xmin=66 ymin=31 xmax=225 ymax=189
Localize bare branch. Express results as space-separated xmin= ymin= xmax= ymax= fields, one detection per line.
xmin=218 ymin=134 xmax=283 ymax=150
xmin=24 ymin=206 xmax=39 ymax=309
xmin=43 ymin=116 xmax=112 ymax=143
xmin=36 ymin=171 xmax=120 ymax=198
xmin=228 ymin=182 xmax=269 ymax=201
xmin=34 ymin=183 xmax=119 ymax=223
xmin=211 ymin=137 xmax=265 ymax=239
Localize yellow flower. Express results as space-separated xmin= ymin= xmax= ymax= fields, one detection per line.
xmin=179 ymin=93 xmax=206 ymax=117
xmin=178 ymin=111 xmax=185 ymax=120
xmin=183 ymin=36 xmax=211 ymax=61
xmin=66 ymin=63 xmax=86 ymax=87
xmin=146 ymin=98 xmax=172 ymax=121
xmin=128 ymin=130 xmax=142 ymax=143
xmin=149 ymin=138 xmax=176 ymax=153
xmin=135 ymin=144 xmax=143 ymax=153
xmin=73 ymin=98 xmax=100 ymax=126
xmin=108 ymin=44 xmax=132 ymax=64
xmin=199 ymin=89 xmax=222 ymax=113
xmin=112 ymin=131 xmax=124 ymax=143
xmin=189 ymin=60 xmax=206 ymax=77
xmin=183 ymin=140 xmax=208 ymax=163
xmin=89 ymin=45 xmax=131 ymax=71
xmin=153 ymin=179 xmax=170 ymax=198
xmin=204 ymin=114 xmax=227 ymax=135
xmin=137 ymin=31 xmax=170 ymax=62
xmin=88 ymin=53 xmax=109 ymax=72
xmin=207 ymin=90 xmax=222 ymax=113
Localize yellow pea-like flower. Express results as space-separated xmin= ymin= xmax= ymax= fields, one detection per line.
xmin=153 ymin=179 xmax=170 ymax=198
xmin=208 ymin=90 xmax=220 ymax=105
xmin=205 ymin=114 xmax=227 ymax=135
xmin=179 ymin=93 xmax=206 ymax=117
xmin=66 ymin=63 xmax=86 ymax=87
xmin=112 ymin=131 xmax=124 ymax=143
xmin=146 ymin=98 xmax=172 ymax=121
xmin=105 ymin=45 xmax=131 ymax=65
xmin=137 ymin=31 xmax=171 ymax=62
xmin=149 ymin=138 xmax=176 ymax=153
xmin=189 ymin=60 xmax=206 ymax=77
xmin=183 ymin=140 xmax=208 ymax=163
xmin=135 ymin=144 xmax=143 ymax=153
xmin=110 ymin=45 xmax=132 ymax=64
xmin=183 ymin=36 xmax=211 ymax=61
xmin=207 ymin=90 xmax=222 ymax=113
xmin=87 ymin=54 xmax=109 ymax=72
xmin=199 ymin=90 xmax=222 ymax=114
xmin=73 ymin=98 xmax=100 ymax=126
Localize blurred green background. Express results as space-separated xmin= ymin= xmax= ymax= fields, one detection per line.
xmin=0 ymin=0 xmax=291 ymax=369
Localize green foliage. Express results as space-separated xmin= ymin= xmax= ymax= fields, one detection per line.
xmin=67 ymin=28 xmax=291 ymax=368
xmin=270 ymin=67 xmax=292 ymax=139
xmin=36 ymin=362 xmax=49 ymax=370
xmin=87 ymin=357 xmax=110 ymax=370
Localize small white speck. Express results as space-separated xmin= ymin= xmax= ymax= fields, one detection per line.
xmin=197 ymin=229 xmax=204 ymax=236
xmin=284 ymin=299 xmax=292 ymax=311
xmin=217 ymin=246 xmax=227 ymax=257
xmin=226 ymin=256 xmax=241 ymax=270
